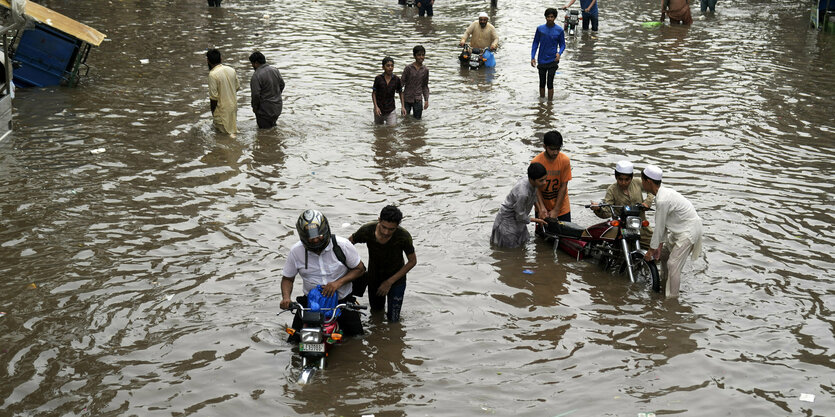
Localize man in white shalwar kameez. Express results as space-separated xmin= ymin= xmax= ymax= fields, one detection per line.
xmin=491 ymin=163 xmax=548 ymax=248
xmin=641 ymin=165 xmax=703 ymax=297
xmin=206 ymin=49 xmax=239 ymax=134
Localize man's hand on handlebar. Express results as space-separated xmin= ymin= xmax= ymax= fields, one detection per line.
xmin=280 ymin=298 xmax=292 ymax=310
xmin=531 ymin=217 xmax=547 ymax=226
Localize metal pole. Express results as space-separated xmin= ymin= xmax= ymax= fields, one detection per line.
xmin=67 ymin=41 xmax=86 ymax=87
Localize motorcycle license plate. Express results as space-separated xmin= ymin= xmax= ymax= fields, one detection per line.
xmin=299 ymin=343 xmax=324 ymax=353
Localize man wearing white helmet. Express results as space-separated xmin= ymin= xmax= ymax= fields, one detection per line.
xmin=281 ymin=210 xmax=367 ymax=338
xmin=459 ymin=12 xmax=499 ymax=51
xmin=590 ymin=160 xmax=654 ymax=247
xmin=641 ymin=166 xmax=703 ymax=297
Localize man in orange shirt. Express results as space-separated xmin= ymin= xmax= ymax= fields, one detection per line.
xmin=531 ymin=130 xmax=572 ymax=229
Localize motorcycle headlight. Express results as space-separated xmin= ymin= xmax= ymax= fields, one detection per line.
xmin=626 ymin=216 xmax=642 ymax=230
xmin=300 ymin=328 xmax=322 ymax=343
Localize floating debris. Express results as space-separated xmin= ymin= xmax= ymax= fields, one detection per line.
xmin=139 ymin=59 xmax=149 ymax=64
xmin=90 ymin=148 xmax=106 ymax=154
xmin=28 ymin=283 xmax=37 ymax=289
xmin=522 ymin=269 xmax=534 ymax=275
xmin=799 ymin=393 xmax=815 ymax=403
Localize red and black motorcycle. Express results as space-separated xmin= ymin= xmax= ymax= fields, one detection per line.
xmin=280 ymin=301 xmax=366 ymax=384
xmin=543 ymin=203 xmax=661 ymax=293
xmin=562 ymin=7 xmax=582 ymax=37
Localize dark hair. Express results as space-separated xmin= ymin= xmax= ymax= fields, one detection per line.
xmin=614 ymin=171 xmax=634 ymax=180
xmin=545 ymin=8 xmax=558 ymax=18
xmin=528 ymin=162 xmax=547 ymax=180
xmin=413 ymin=45 xmax=426 ymax=57
xmin=382 ymin=56 xmax=394 ymax=67
xmin=249 ymin=51 xmax=266 ymax=65
xmin=543 ymin=130 xmax=563 ymax=150
xmin=641 ymin=171 xmax=662 ymax=186
xmin=380 ymin=205 xmax=403 ymax=224
xmin=206 ymin=49 xmax=222 ymax=65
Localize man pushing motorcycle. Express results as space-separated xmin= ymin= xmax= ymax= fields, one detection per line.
xmin=459 ymin=12 xmax=499 ymax=52
xmin=641 ymin=166 xmax=703 ymax=298
xmin=280 ymin=209 xmax=366 ymax=339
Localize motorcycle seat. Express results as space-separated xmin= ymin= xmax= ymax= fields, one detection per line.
xmin=545 ymin=220 xmax=585 ymax=238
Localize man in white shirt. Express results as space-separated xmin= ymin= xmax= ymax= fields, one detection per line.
xmin=641 ymin=165 xmax=703 ymax=297
xmin=281 ymin=210 xmax=366 ymax=337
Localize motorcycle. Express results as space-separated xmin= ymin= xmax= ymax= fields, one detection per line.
xmin=543 ymin=203 xmax=661 ymax=292
xmin=562 ymin=8 xmax=582 ymax=36
xmin=279 ymin=301 xmax=367 ymax=384
xmin=458 ymin=44 xmax=494 ymax=70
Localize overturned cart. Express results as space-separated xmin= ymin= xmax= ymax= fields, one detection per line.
xmin=0 ymin=0 xmax=105 ymax=87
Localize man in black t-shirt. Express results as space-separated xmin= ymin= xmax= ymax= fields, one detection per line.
xmin=350 ymin=205 xmax=417 ymax=322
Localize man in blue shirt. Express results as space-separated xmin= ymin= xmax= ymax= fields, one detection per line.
xmin=530 ymin=8 xmax=566 ymax=101
xmin=564 ymin=0 xmax=598 ymax=31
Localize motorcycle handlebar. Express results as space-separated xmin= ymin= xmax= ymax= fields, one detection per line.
xmin=279 ymin=302 xmax=367 ymax=313
xmin=586 ymin=203 xmax=654 ymax=212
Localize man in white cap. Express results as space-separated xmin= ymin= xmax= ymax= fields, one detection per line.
xmin=590 ymin=160 xmax=654 ymax=248
xmin=641 ymin=165 xmax=703 ymax=297
xmin=459 ymin=12 xmax=499 ymax=51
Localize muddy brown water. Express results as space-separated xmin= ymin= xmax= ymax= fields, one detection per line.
xmin=1 ymin=0 xmax=834 ymax=416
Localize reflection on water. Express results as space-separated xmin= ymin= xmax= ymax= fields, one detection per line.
xmin=1 ymin=0 xmax=834 ymax=415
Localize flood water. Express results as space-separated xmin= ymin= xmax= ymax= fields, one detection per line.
xmin=1 ymin=0 xmax=834 ymax=416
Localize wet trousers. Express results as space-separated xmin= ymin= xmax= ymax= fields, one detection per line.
xmin=256 ymin=114 xmax=278 ymax=129
xmin=701 ymin=0 xmax=718 ymax=12
xmin=405 ymin=101 xmax=423 ymax=119
xmin=369 ymin=282 xmax=407 ymax=322
xmin=660 ymin=239 xmax=694 ymax=297
xmin=537 ymin=61 xmax=559 ymax=89
xmin=374 ymin=110 xmax=397 ymax=125
xmin=582 ymin=12 xmax=599 ymax=31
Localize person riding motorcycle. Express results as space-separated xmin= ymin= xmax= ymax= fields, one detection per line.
xmin=280 ymin=209 xmax=366 ymax=339
xmin=590 ymin=160 xmax=654 ymax=248
xmin=459 ymin=12 xmax=499 ymax=52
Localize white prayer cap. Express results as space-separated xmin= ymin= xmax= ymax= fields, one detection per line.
xmin=643 ymin=165 xmax=663 ymax=181
xmin=479 ymin=12 xmax=489 ymax=18
xmin=615 ymin=160 xmax=633 ymax=175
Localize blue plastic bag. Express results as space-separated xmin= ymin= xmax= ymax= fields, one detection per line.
xmin=307 ymin=285 xmax=340 ymax=319
xmin=483 ymin=49 xmax=496 ymax=68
